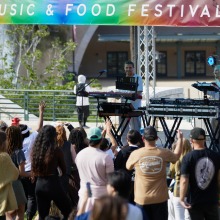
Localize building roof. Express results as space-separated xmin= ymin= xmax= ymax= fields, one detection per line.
xmin=97 ymin=27 xmax=220 ymax=43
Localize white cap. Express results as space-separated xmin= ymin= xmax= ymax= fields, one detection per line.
xmin=20 ymin=125 xmax=32 ymax=134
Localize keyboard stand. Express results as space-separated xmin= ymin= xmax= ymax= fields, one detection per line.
xmin=99 ymin=111 xmax=144 ymax=146
xmin=147 ymin=115 xmax=220 ymax=151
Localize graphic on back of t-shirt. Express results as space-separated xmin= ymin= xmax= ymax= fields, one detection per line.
xmin=195 ymin=157 xmax=215 ymax=190
xmin=139 ymin=156 xmax=162 ymax=174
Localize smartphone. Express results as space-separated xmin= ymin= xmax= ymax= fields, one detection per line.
xmin=86 ymin=182 xmax=92 ymax=197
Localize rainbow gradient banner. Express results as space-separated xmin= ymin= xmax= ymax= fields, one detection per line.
xmin=1 ymin=0 xmax=220 ymax=26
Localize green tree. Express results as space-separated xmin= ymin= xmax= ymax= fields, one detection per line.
xmin=0 ymin=25 xmax=76 ymax=90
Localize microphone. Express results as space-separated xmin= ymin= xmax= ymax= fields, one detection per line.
xmin=99 ymin=70 xmax=107 ymax=75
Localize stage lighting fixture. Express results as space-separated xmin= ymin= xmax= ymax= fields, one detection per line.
xmin=207 ymin=56 xmax=217 ymax=67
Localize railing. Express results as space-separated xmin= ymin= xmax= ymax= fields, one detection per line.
xmin=0 ymin=89 xmax=102 ymax=122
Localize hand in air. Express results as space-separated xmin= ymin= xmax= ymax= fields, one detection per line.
xmin=176 ymin=129 xmax=183 ymax=140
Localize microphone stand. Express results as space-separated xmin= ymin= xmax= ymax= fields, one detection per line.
xmin=76 ymin=70 xmax=105 ymax=96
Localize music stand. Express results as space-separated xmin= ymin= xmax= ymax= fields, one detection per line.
xmin=116 ymin=76 xmax=138 ymax=92
xmin=109 ymin=77 xmax=138 ymax=145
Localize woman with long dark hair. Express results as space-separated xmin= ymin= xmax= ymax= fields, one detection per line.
xmin=5 ymin=126 xmax=29 ymax=220
xmin=31 ymin=125 xmax=71 ymax=220
xmin=68 ymin=127 xmax=88 ymax=155
xmin=67 ymin=127 xmax=89 ymax=208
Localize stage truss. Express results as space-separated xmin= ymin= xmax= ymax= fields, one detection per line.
xmin=137 ymin=26 xmax=156 ymax=106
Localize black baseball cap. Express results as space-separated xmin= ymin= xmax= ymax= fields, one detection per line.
xmin=190 ymin=127 xmax=206 ymax=140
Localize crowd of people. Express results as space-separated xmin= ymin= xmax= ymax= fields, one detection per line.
xmin=1 ymin=111 xmax=220 ymax=220
xmin=1 ymin=60 xmax=220 ymax=220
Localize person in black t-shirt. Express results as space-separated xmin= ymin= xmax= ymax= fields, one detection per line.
xmin=180 ymin=127 xmax=220 ymax=220
xmin=114 ymin=129 xmax=144 ymax=204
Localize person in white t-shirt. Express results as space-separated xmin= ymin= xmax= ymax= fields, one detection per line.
xmin=20 ymin=101 xmax=45 ymax=220
xmin=75 ymin=127 xmax=114 ymax=212
xmin=74 ymin=170 xmax=145 ymax=220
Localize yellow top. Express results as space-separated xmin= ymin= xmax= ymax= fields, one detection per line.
xmin=0 ymin=152 xmax=19 ymax=215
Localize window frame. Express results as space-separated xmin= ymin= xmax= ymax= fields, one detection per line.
xmin=185 ymin=51 xmax=206 ymax=77
xmin=107 ymin=51 xmax=128 ymax=77
xmin=156 ymin=51 xmax=167 ymax=77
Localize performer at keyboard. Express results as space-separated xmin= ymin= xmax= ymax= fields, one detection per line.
xmin=119 ymin=60 xmax=143 ymax=146
xmin=207 ymin=65 xmax=220 ymax=136
xmin=74 ymin=75 xmax=91 ymax=128
xmin=208 ymin=65 xmax=220 ymax=99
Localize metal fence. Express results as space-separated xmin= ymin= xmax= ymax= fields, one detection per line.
xmin=0 ymin=89 xmax=101 ymax=122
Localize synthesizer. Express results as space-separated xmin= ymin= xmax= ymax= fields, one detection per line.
xmin=89 ymin=91 xmax=142 ymax=100
xmin=141 ymin=98 xmax=219 ymax=118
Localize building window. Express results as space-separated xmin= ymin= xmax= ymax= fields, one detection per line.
xmin=185 ymin=51 xmax=206 ymax=76
xmin=107 ymin=52 xmax=128 ymax=77
xmin=156 ymin=51 xmax=167 ymax=77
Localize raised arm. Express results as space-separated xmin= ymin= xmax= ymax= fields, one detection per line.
xmin=104 ymin=119 xmax=118 ymax=153
xmin=36 ymin=101 xmax=46 ymax=132
xmin=173 ymin=130 xmax=183 ymax=158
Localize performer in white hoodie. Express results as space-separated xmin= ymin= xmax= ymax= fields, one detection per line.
xmin=74 ymin=75 xmax=91 ymax=128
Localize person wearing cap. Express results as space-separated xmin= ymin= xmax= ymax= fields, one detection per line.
xmin=75 ymin=127 xmax=114 ymax=212
xmin=180 ymin=127 xmax=220 ymax=220
xmin=126 ymin=126 xmax=183 ymax=220
xmin=74 ymin=74 xmax=91 ymax=128
xmin=11 ymin=117 xmax=21 ymax=126
xmin=19 ymin=101 xmax=45 ymax=220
